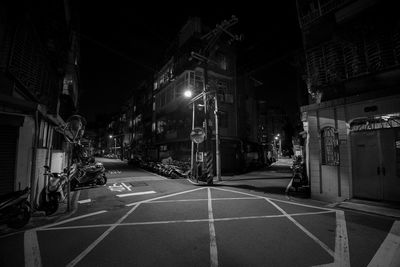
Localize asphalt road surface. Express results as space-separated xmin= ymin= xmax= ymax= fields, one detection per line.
xmin=0 ymin=159 xmax=399 ymax=267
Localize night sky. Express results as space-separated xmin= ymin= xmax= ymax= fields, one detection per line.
xmin=79 ymin=2 xmax=302 ymax=123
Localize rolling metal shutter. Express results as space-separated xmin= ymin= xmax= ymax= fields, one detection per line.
xmin=0 ymin=126 xmax=18 ymax=194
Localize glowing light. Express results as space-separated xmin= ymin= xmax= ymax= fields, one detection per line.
xmin=184 ymin=90 xmax=193 ymax=98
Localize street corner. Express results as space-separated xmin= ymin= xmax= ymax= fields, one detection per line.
xmin=214 ymin=218 xmax=334 ymax=267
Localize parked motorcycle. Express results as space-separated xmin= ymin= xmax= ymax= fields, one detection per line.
xmin=69 ymin=161 xmax=107 ymax=191
xmin=0 ymin=187 xmax=31 ymax=229
xmin=291 ymin=155 xmax=306 ymax=191
xmin=40 ymin=166 xmax=68 ymax=216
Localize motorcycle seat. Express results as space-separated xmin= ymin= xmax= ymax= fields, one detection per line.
xmin=83 ymin=167 xmax=103 ymax=174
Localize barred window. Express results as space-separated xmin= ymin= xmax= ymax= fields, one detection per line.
xmin=321 ymin=127 xmax=340 ymax=166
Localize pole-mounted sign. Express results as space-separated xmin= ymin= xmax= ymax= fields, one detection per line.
xmin=190 ymin=127 xmax=205 ymax=144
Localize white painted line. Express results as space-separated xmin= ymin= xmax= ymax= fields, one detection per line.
xmin=125 ymin=187 xmax=206 ymax=206
xmin=215 ymin=210 xmax=335 ymax=222
xmin=66 ymin=204 xmax=141 ymax=267
xmin=140 ymin=168 xmax=168 ymax=180
xmin=148 ymin=197 xmax=259 ymax=203
xmin=116 ymin=191 xmax=156 ymax=198
xmin=368 ymin=220 xmax=400 ymax=267
xmin=121 ymin=182 xmax=132 ymax=191
xmin=40 ymin=224 xmax=113 ymax=231
xmin=334 ymin=210 xmax=350 ymax=267
xmin=77 ymin=199 xmax=91 ymax=204
xmin=208 ymin=188 xmax=218 ymax=267
xmin=213 ymin=187 xmax=335 ymax=212
xmin=211 ymin=187 xmax=264 ymax=199
xmin=265 ymin=197 xmax=335 ymax=258
xmin=24 ymin=230 xmax=42 ymax=267
xmin=39 ymin=210 xmax=335 ymax=232
xmin=37 ymin=210 xmax=107 ymax=230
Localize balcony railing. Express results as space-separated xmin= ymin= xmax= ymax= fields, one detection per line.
xmin=297 ymin=0 xmax=351 ymax=28
xmin=305 ymin=28 xmax=400 ymax=95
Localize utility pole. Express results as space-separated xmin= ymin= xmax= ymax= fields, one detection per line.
xmin=190 ymin=15 xmax=241 ymax=184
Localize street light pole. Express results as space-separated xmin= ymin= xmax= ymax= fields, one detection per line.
xmin=114 ymin=138 xmax=117 ymax=156
xmin=214 ymin=92 xmax=221 ymax=181
xmin=191 ymin=102 xmax=195 ymax=176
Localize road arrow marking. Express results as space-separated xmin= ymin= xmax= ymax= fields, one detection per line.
xmin=116 ymin=191 xmax=156 ymax=198
xmin=108 ymin=183 xmax=125 ymax=192
xmin=121 ymin=182 xmax=132 ymax=191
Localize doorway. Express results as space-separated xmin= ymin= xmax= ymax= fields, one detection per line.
xmin=351 ymin=128 xmax=400 ymax=202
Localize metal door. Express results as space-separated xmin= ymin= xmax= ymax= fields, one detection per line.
xmin=380 ymin=128 xmax=400 ymax=202
xmin=351 ymin=131 xmax=382 ymax=200
xmin=0 ymin=126 xmax=18 ymax=194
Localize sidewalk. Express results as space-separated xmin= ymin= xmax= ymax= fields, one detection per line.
xmin=335 ymin=199 xmax=400 ymax=219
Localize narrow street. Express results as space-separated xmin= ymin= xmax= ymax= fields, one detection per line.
xmin=0 ymin=159 xmax=399 ymax=267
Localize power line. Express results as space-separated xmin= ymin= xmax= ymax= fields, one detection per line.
xmin=79 ymin=33 xmax=157 ymax=73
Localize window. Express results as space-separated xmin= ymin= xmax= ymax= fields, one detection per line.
xmin=321 ymin=127 xmax=339 ymax=166
xmin=217 ymin=52 xmax=227 ymax=70
xmin=218 ymin=111 xmax=228 ymax=128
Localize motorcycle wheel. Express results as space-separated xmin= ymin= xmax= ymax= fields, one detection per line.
xmin=7 ymin=201 xmax=31 ymax=229
xmin=96 ymin=174 xmax=107 ymax=185
xmin=44 ymin=197 xmax=59 ymax=216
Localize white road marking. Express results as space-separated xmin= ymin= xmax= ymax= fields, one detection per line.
xmin=265 ymin=197 xmax=335 ymax=258
xmin=35 ymin=210 xmax=335 ymax=231
xmin=368 ymin=220 xmax=400 ymax=267
xmin=24 ymin=230 xmax=42 ymax=267
xmin=214 ymin=187 xmax=335 ymax=211
xmin=37 ymin=210 xmax=107 ymax=230
xmin=121 ymin=182 xmax=132 ymax=191
xmin=66 ymin=204 xmax=141 ymax=267
xmin=334 ymin=210 xmax=350 ymax=267
xmin=108 ymin=183 xmax=125 ymax=192
xmin=149 ymin=197 xmax=259 ymax=203
xmin=211 ymin=188 xmax=335 ymax=258
xmin=125 ymin=187 xmax=205 ymax=206
xmin=77 ymin=199 xmax=91 ymax=204
xmin=208 ymin=188 xmax=218 ymax=267
xmin=116 ymin=191 xmax=156 ymax=198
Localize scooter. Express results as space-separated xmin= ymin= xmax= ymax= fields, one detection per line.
xmin=291 ymin=155 xmax=306 ymax=191
xmin=69 ymin=161 xmax=107 ymax=191
xmin=0 ymin=187 xmax=31 ymax=229
xmin=40 ymin=166 xmax=68 ymax=216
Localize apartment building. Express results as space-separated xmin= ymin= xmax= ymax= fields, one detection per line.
xmin=297 ymin=0 xmax=400 ymax=202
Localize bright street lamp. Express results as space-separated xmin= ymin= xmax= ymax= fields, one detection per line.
xmin=109 ymin=135 xmax=117 ymax=156
xmin=184 ymin=90 xmax=193 ymax=98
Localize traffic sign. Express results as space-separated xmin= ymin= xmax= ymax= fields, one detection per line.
xmin=190 ymin=127 xmax=205 ymax=144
